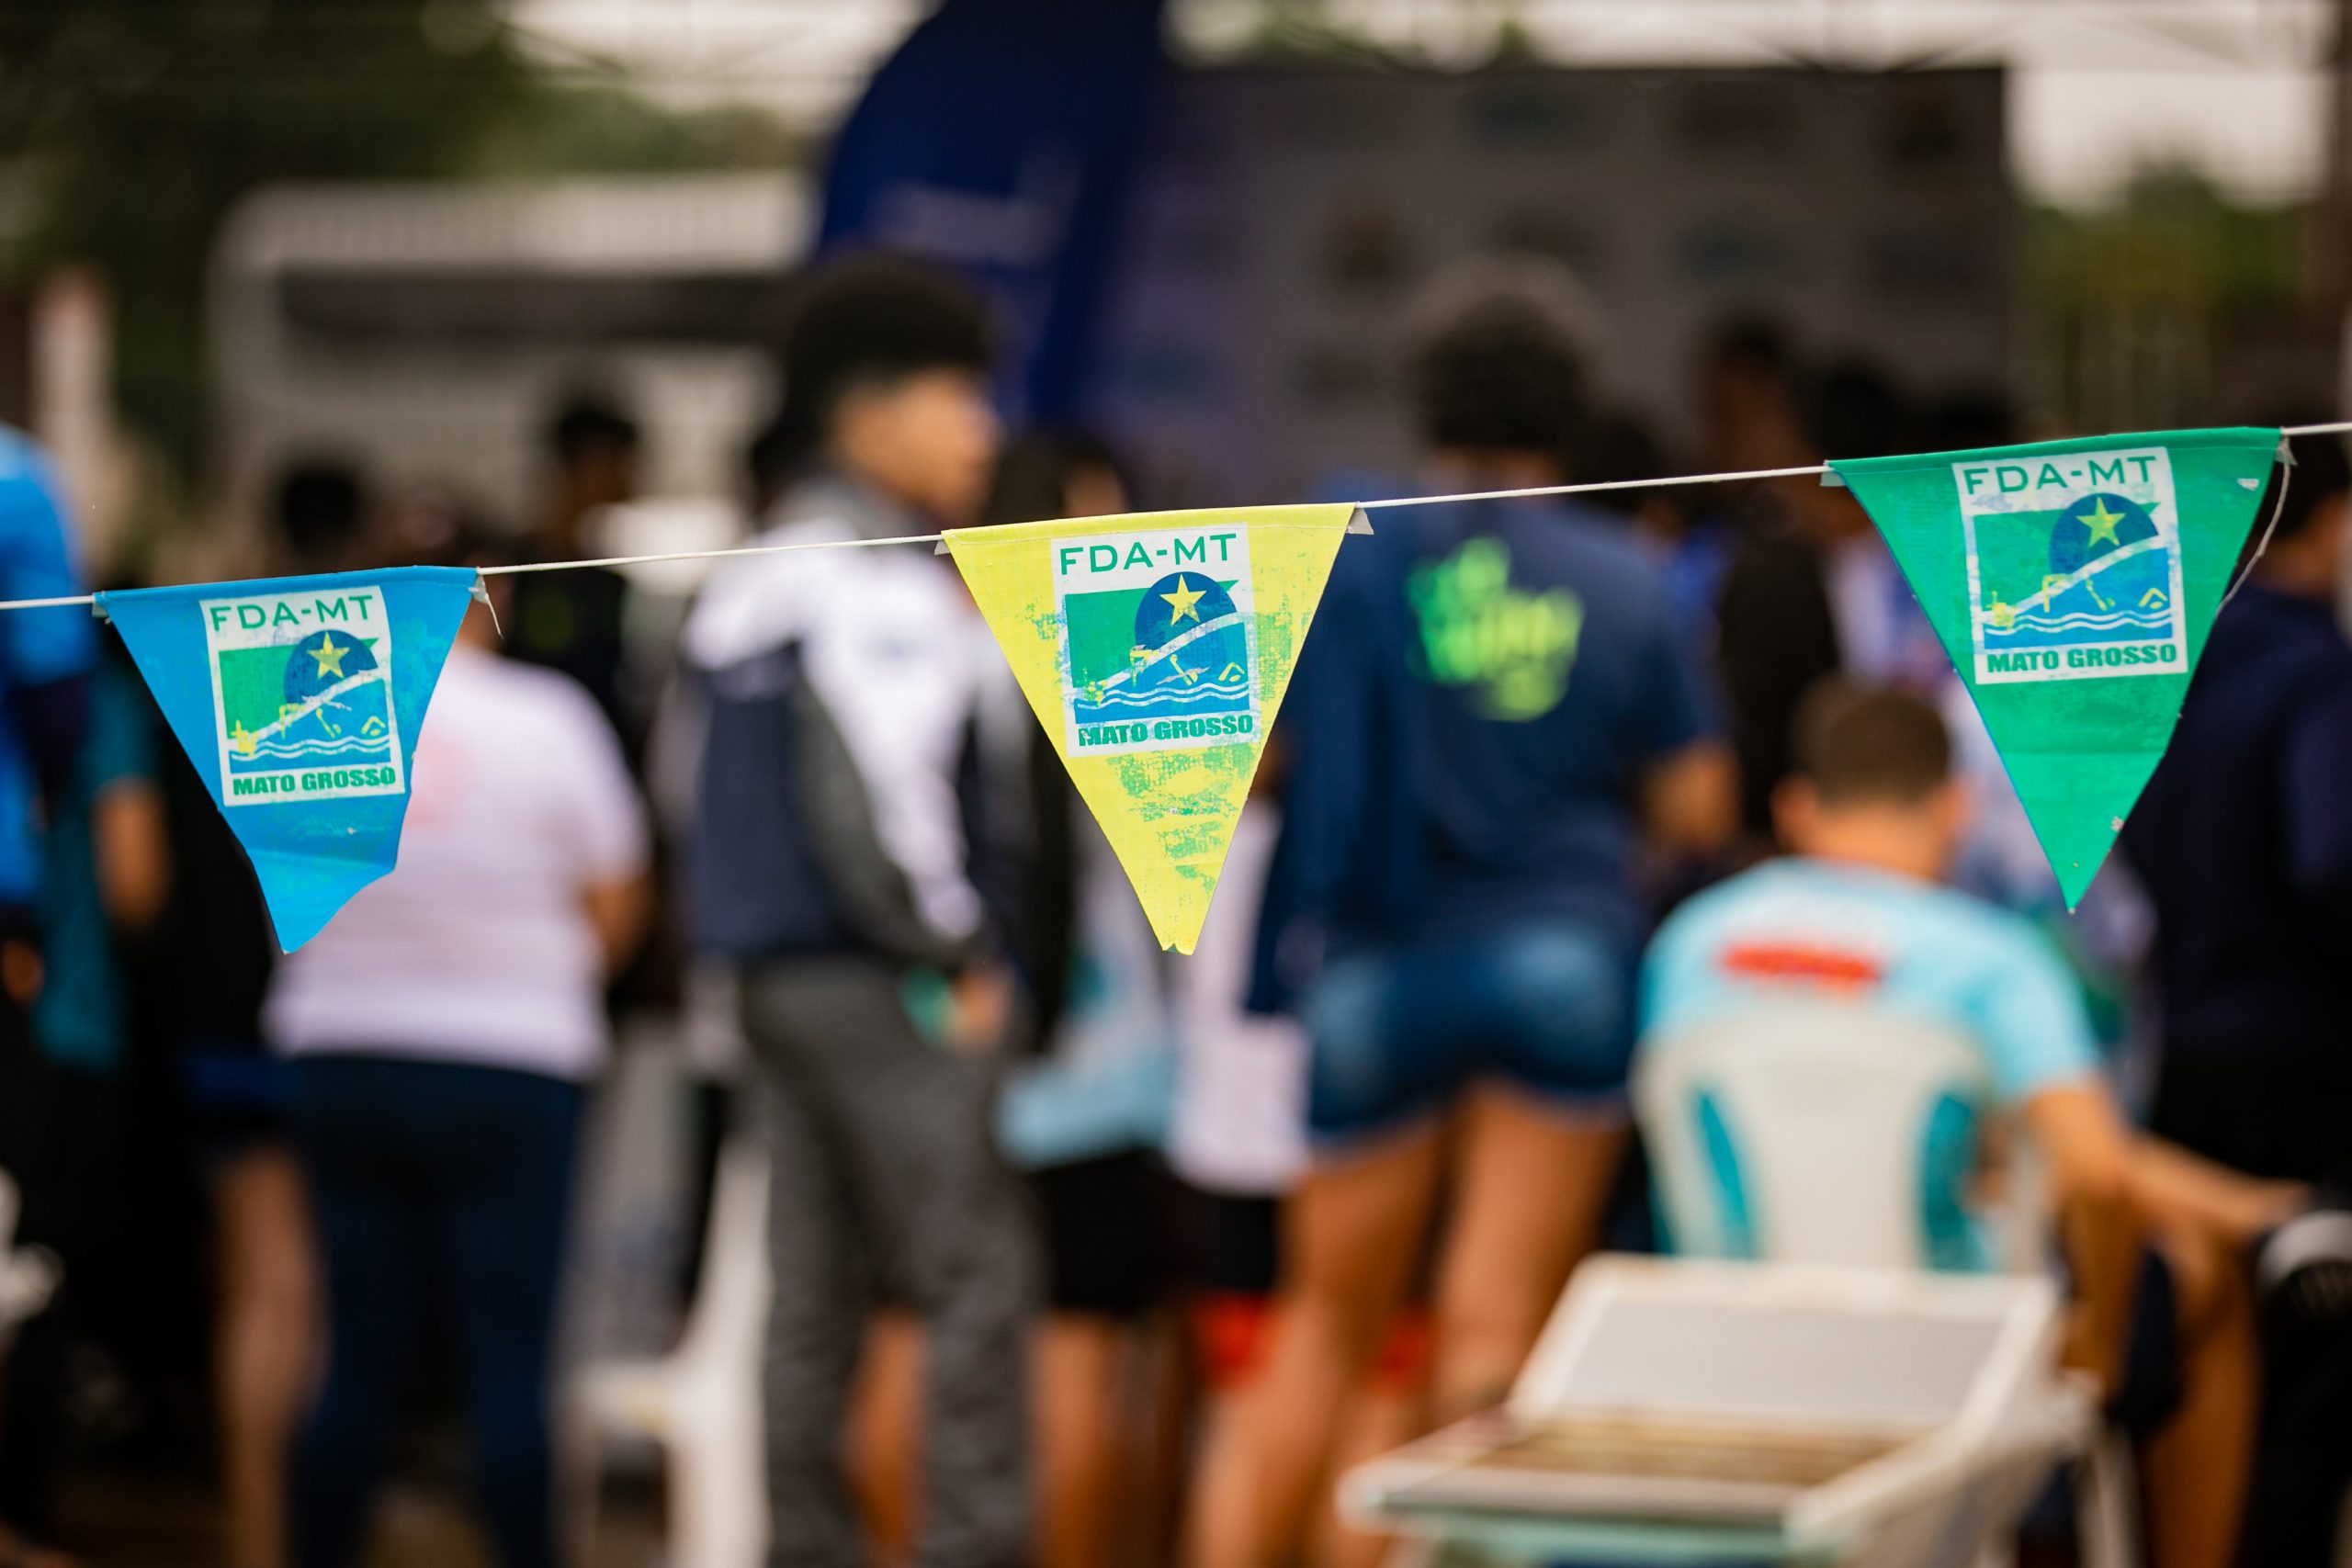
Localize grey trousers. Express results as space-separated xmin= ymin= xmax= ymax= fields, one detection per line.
xmin=741 ymin=957 xmax=1035 ymax=1568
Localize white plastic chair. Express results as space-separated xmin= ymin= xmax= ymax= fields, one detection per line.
xmin=570 ymin=1140 xmax=770 ymax=1568
xmin=1634 ymin=1006 xmax=2135 ymax=1568
xmin=1636 ymin=1008 xmax=1996 ymax=1269
xmin=0 ymin=1170 xmax=59 ymax=1357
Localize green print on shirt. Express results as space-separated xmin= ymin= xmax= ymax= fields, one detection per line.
xmin=1406 ymin=536 xmax=1583 ymax=721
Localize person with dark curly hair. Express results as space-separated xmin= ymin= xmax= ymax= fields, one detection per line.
xmin=1229 ymin=258 xmax=1735 ymax=1565
xmin=678 ymin=254 xmax=1035 ymax=1568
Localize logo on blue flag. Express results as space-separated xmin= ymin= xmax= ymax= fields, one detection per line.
xmin=204 ymin=587 xmax=404 ymax=805
xmin=99 ymin=568 xmax=477 ymax=951
xmin=1053 ymin=527 xmax=1258 ymax=756
xmin=1956 ymin=447 xmax=2189 ymax=683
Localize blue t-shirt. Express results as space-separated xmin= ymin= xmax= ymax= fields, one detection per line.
xmin=36 ymin=660 xmax=156 ymax=1074
xmin=1643 ymin=858 xmax=2099 ymax=1106
xmin=1276 ymin=495 xmax=1717 ymax=958
xmin=0 ymin=428 xmax=96 ymax=904
xmin=2121 ymin=582 xmax=2352 ymax=1060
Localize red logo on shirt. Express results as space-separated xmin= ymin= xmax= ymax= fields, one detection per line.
xmin=1719 ymin=942 xmax=1883 ymax=991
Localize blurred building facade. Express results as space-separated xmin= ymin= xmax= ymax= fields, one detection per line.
xmin=209 ymin=173 xmax=808 ymax=530
xmin=1082 ymin=64 xmax=2011 ymax=502
xmin=201 ymin=63 xmax=2017 ymax=520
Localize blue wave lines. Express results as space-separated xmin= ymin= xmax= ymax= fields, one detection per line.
xmin=1077 ymin=676 xmax=1250 ymax=714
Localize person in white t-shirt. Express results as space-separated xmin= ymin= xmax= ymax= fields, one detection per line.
xmin=265 ymin=547 xmax=650 ymax=1568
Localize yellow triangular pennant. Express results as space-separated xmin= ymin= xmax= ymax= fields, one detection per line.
xmin=944 ymin=503 xmax=1359 ymax=953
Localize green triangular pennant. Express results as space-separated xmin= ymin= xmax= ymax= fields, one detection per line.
xmin=1834 ymin=428 xmax=2282 ymax=908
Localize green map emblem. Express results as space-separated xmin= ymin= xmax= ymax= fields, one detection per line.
xmin=1053 ymin=526 xmax=1258 ymax=757
xmin=1959 ymin=447 xmax=2188 ymax=684
xmin=202 ymin=586 xmax=405 ymax=807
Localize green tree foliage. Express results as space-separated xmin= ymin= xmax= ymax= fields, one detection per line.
xmin=2030 ymin=168 xmax=2301 ymax=316
xmin=0 ymin=0 xmax=790 ymax=472
xmin=2024 ymin=169 xmax=2308 ymax=429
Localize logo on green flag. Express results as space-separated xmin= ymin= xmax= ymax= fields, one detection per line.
xmin=203 ymin=586 xmax=404 ymax=806
xmin=1054 ymin=526 xmax=1258 ymax=756
xmin=1835 ymin=429 xmax=2281 ymax=908
xmin=1960 ymin=449 xmax=2187 ymax=682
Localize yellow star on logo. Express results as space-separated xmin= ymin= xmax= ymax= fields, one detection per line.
xmin=1160 ymin=575 xmax=1206 ymax=626
xmin=309 ymin=634 xmax=349 ymax=679
xmin=2081 ymin=498 xmax=2124 ymax=548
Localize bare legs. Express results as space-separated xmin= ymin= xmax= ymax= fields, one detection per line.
xmin=211 ymin=1146 xmax=315 ymax=1568
xmin=1311 ymin=1356 xmax=1426 ymax=1568
xmin=1184 ymin=1305 xmax=1428 ymax=1568
xmin=1033 ymin=1314 xmax=1125 ymax=1568
xmin=845 ymin=1310 xmax=922 ymax=1564
xmin=1236 ymin=1088 xmax=1624 ymax=1565
xmin=2114 ymin=1135 xmax=2290 ymax=1568
xmin=2141 ymin=1219 xmax=2259 ymax=1568
xmin=854 ymin=1308 xmax=1179 ymax=1568
xmin=1428 ymin=1094 xmax=1623 ymax=1421
xmin=1181 ymin=1320 xmax=1267 ymax=1568
xmin=1239 ymin=1124 xmax=1443 ymax=1566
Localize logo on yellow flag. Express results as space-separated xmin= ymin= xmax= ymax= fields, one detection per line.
xmin=1056 ymin=526 xmax=1258 ymax=755
xmin=945 ymin=504 xmax=1359 ymax=953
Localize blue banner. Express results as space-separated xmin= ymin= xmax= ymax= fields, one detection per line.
xmin=97 ymin=568 xmax=477 ymax=951
xmin=817 ymin=0 xmax=1168 ymax=418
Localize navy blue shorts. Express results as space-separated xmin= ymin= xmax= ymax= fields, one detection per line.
xmin=1306 ymin=920 xmax=1634 ymax=1144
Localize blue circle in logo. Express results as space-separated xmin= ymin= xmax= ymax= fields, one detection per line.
xmin=1132 ymin=572 xmax=1238 ymax=651
xmin=2049 ymin=491 xmax=2157 ymax=578
xmin=282 ymin=628 xmax=379 ymax=705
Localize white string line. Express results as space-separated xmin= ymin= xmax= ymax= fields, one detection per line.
xmin=1353 ymin=460 xmax=1834 ymax=508
xmin=481 ymin=518 xmax=1359 ymax=577
xmin=2217 ymin=441 xmax=2297 ymax=615
xmin=477 ymin=531 xmax=944 ymax=575
xmin=28 ymin=421 xmax=2352 ymax=616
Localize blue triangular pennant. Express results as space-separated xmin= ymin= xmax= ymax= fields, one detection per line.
xmin=97 ymin=567 xmax=478 ymax=950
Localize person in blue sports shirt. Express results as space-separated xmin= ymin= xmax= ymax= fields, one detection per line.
xmin=0 ymin=432 xmax=96 ymax=931
xmin=0 ymin=423 xmax=98 ymax=1561
xmin=1642 ymin=681 xmax=2305 ymax=1568
xmin=1234 ymin=256 xmax=1738 ymax=1566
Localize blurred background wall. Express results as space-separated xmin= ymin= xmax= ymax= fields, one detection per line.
xmin=1082 ymin=65 xmax=2010 ymax=502
xmin=0 ymin=0 xmax=2346 ymax=560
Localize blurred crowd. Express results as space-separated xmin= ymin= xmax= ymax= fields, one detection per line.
xmin=0 ymin=249 xmax=2347 ymax=1568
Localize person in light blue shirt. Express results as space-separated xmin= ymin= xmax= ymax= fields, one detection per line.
xmin=1645 ymin=826 xmax=2100 ymax=1125
xmin=1640 ymin=680 xmax=2302 ymax=1568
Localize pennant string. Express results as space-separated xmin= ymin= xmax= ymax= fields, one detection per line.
xmin=1351 ymin=460 xmax=1835 ymax=508
xmin=472 ymin=573 xmax=503 ymax=637
xmin=474 ymin=532 xmax=947 ymax=575
xmin=9 ymin=421 xmax=2352 ymax=616
xmin=2215 ymin=443 xmax=2296 ymax=617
